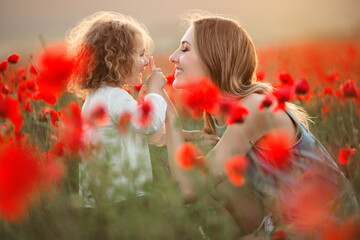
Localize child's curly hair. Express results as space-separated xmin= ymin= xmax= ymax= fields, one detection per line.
xmin=66 ymin=11 xmax=154 ymax=95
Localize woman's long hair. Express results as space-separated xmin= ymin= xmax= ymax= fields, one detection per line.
xmin=183 ymin=11 xmax=309 ymax=133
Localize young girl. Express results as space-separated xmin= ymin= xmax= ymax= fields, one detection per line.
xmin=66 ymin=11 xmax=167 ymax=207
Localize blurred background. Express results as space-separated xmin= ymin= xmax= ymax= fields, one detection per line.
xmin=1 ymin=0 xmax=360 ymax=61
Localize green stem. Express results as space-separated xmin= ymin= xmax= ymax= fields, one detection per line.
xmin=348 ymin=99 xmax=355 ymax=181
xmin=349 ymin=99 xmax=354 ymax=142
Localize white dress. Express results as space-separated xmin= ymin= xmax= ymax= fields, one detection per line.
xmin=79 ymin=85 xmax=167 ymax=207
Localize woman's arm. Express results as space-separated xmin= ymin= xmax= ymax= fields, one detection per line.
xmin=165 ymin=103 xmax=199 ymax=203
xmin=165 ymin=93 xmax=276 ymax=203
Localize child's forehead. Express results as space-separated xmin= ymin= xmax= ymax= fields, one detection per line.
xmin=134 ymin=33 xmax=145 ymax=49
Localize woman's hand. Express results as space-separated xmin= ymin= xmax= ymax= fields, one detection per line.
xmin=183 ymin=128 xmax=220 ymax=153
xmin=146 ymin=56 xmax=167 ymax=95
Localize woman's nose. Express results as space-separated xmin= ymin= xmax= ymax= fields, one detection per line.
xmin=169 ymin=50 xmax=178 ymax=63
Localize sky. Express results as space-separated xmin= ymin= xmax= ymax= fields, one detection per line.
xmin=0 ymin=0 xmax=359 ymax=60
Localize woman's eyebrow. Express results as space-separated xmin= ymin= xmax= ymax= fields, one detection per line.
xmin=181 ymin=41 xmax=192 ymax=46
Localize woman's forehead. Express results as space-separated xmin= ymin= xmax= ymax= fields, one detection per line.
xmin=181 ymin=26 xmax=194 ymax=45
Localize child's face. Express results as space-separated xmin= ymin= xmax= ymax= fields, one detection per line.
xmin=129 ymin=35 xmax=149 ymax=86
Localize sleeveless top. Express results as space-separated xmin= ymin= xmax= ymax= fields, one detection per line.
xmin=212 ymin=110 xmax=358 ymax=218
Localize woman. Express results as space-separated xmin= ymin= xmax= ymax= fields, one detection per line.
xmin=164 ymin=12 xmax=358 ymax=239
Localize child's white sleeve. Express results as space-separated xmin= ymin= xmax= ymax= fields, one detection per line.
xmin=108 ymin=88 xmax=167 ymax=135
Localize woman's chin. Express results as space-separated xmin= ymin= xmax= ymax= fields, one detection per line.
xmin=172 ymin=78 xmax=186 ymax=89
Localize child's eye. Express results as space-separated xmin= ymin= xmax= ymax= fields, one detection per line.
xmin=181 ymin=48 xmax=189 ymax=52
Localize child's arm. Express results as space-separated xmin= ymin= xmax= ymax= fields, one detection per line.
xmin=107 ymin=87 xmax=167 ymax=135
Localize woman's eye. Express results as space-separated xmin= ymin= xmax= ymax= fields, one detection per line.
xmin=181 ymin=48 xmax=188 ymax=52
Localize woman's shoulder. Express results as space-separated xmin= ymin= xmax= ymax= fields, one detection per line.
xmin=240 ymin=93 xmax=275 ymax=115
xmin=239 ymin=93 xmax=295 ymax=134
xmin=241 ymin=93 xmax=267 ymax=108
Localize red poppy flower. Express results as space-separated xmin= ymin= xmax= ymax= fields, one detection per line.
xmin=17 ymin=68 xmax=26 ymax=80
xmin=0 ymin=95 xmax=23 ymax=133
xmin=18 ymin=81 xmax=27 ymax=92
xmin=341 ymin=79 xmax=357 ymax=98
xmin=322 ymin=104 xmax=330 ymax=114
xmin=257 ymin=129 xmax=293 ymax=170
xmin=50 ymin=141 xmax=65 ymax=157
xmin=137 ymin=99 xmax=153 ymax=127
xmin=0 ymin=142 xmax=42 ymax=222
xmin=175 ymin=143 xmax=205 ymax=171
xmin=324 ymin=71 xmax=340 ymax=83
xmin=41 ymin=107 xmax=59 ymax=127
xmin=225 ymin=102 xmax=249 ymax=125
xmin=272 ymin=86 xmax=293 ymax=111
xmin=1 ymin=84 xmax=10 ymax=95
xmin=256 ymin=71 xmax=265 ymax=82
xmin=180 ymin=77 xmax=221 ymax=118
xmin=133 ymin=84 xmax=142 ymax=91
xmin=323 ymin=86 xmax=333 ymax=96
xmin=278 ymin=71 xmax=294 ymax=86
xmin=23 ymin=100 xmax=32 ymax=113
xmin=41 ymin=154 xmax=65 ymax=191
xmin=26 ymin=78 xmax=36 ymax=91
xmin=32 ymin=91 xmax=57 ymax=105
xmin=34 ymin=43 xmax=75 ymax=105
xmin=278 ymin=175 xmax=339 ymax=237
xmin=118 ymin=112 xmax=132 ymax=134
xmin=215 ymin=96 xmax=239 ymax=116
xmin=0 ymin=141 xmax=64 ymax=223
xmin=59 ymin=102 xmax=84 ymax=155
xmin=259 ymin=95 xmax=273 ymax=110
xmin=224 ymin=155 xmax=249 ymax=186
xmin=0 ymin=61 xmax=8 ymax=72
xmin=29 ymin=65 xmax=37 ymax=75
xmin=88 ymin=104 xmax=108 ymax=126
xmin=334 ymin=90 xmax=346 ymax=103
xmin=165 ymin=69 xmax=175 ymax=84
xmin=294 ymin=77 xmax=310 ymax=95
xmin=338 ymin=147 xmax=356 ymax=165
xmin=271 ymin=230 xmax=286 ymax=240
xmin=320 ymin=218 xmax=360 ymax=240
xmin=7 ymin=54 xmax=20 ymax=64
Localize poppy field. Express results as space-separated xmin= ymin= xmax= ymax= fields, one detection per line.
xmin=0 ymin=38 xmax=360 ymax=239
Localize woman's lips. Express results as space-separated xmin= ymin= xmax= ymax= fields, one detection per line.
xmin=175 ymin=68 xmax=183 ymax=76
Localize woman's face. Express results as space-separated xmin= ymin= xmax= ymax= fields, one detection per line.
xmin=129 ymin=35 xmax=149 ymax=86
xmin=169 ymin=26 xmax=207 ymax=89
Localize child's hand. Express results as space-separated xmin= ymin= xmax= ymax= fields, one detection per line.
xmin=146 ymin=56 xmax=167 ymax=94
xmin=138 ymin=84 xmax=147 ymax=101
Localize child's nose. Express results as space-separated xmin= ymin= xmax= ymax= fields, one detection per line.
xmin=144 ymin=57 xmax=149 ymax=66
